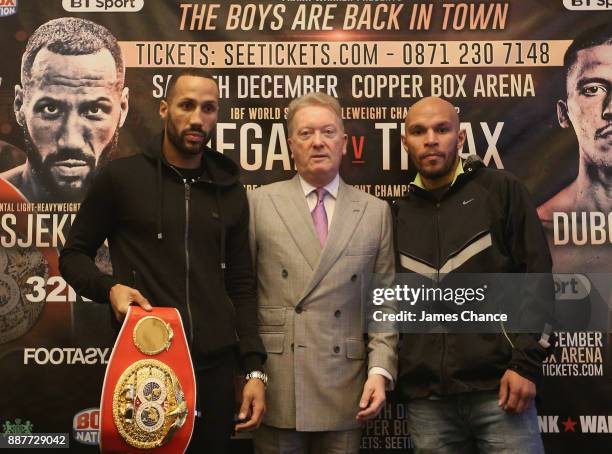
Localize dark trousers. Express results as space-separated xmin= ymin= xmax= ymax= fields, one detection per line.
xmin=188 ymin=350 xmax=237 ymax=453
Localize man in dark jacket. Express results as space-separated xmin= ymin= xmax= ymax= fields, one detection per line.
xmin=395 ymin=97 xmax=553 ymax=453
xmin=59 ymin=69 xmax=267 ymax=452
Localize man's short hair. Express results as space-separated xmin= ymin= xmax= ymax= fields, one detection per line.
xmin=286 ymin=92 xmax=344 ymax=135
xmin=564 ymin=23 xmax=612 ymax=80
xmin=164 ymin=69 xmax=218 ymax=101
xmin=21 ymin=17 xmax=124 ymax=90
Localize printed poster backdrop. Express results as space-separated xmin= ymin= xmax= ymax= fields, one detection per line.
xmin=0 ymin=0 xmax=611 ymax=452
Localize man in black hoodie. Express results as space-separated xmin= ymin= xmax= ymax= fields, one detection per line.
xmin=60 ymin=69 xmax=267 ymax=452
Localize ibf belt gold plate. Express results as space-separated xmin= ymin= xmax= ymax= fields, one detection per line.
xmin=132 ymin=316 xmax=173 ymax=355
xmin=112 ymin=359 xmax=187 ymax=449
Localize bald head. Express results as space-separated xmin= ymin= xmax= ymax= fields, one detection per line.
xmin=402 ymin=97 xmax=465 ymax=189
xmin=405 ymin=97 xmax=460 ymax=130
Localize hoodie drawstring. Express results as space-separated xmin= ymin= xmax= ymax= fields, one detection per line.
xmin=214 ymin=187 xmax=227 ymax=272
xmin=156 ymin=159 xmax=164 ymax=240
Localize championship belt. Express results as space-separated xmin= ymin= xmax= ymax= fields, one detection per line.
xmin=0 ymin=179 xmax=59 ymax=345
xmin=100 ymin=306 xmax=196 ymax=453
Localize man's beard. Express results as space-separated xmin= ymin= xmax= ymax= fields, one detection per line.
xmin=413 ymin=146 xmax=459 ymax=180
xmin=165 ymin=111 xmax=212 ymax=157
xmin=21 ymin=123 xmax=119 ymax=202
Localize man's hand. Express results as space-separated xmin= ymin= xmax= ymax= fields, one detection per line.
xmin=356 ymin=374 xmax=387 ymax=421
xmin=109 ymin=284 xmax=151 ymax=322
xmin=235 ymin=377 xmax=266 ymax=432
xmin=498 ymin=369 xmax=536 ymax=414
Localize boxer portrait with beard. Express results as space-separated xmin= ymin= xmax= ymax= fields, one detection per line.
xmin=0 ymin=18 xmax=127 ymax=344
xmin=1 ymin=17 xmax=128 ymax=204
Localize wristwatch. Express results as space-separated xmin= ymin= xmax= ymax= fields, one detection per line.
xmin=245 ymin=370 xmax=268 ymax=387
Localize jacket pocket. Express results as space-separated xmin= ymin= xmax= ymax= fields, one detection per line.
xmin=260 ymin=332 xmax=285 ymax=354
xmin=346 ymin=338 xmax=366 ymax=359
xmin=257 ymin=307 xmax=286 ymax=326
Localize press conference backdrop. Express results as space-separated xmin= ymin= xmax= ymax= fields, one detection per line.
xmin=0 ymin=1 xmax=610 ymax=452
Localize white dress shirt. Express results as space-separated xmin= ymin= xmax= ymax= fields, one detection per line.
xmin=298 ymin=174 xmax=339 ymax=229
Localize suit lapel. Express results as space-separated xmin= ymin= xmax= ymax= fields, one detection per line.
xmin=270 ymin=175 xmax=321 ymax=271
xmin=298 ymin=180 xmax=367 ymax=303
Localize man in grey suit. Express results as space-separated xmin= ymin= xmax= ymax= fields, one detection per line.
xmin=248 ymin=92 xmax=397 ymax=454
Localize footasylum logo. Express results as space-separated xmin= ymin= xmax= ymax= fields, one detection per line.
xmin=2 ymin=419 xmax=33 ymax=435
xmin=0 ymin=0 xmax=17 ymax=17
xmin=73 ymin=409 xmax=99 ymax=446
xmin=23 ymin=347 xmax=110 ymax=365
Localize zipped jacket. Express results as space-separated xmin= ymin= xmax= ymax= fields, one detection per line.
xmin=394 ymin=158 xmax=553 ymax=399
xmin=60 ymin=134 xmax=265 ymax=372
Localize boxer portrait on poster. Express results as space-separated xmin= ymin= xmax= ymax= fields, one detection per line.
xmin=0 ymin=17 xmax=125 ymax=344
xmin=1 ymin=17 xmax=129 ymax=204
xmin=538 ymin=23 xmax=612 ymax=273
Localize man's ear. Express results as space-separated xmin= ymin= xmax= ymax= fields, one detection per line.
xmin=159 ymin=99 xmax=168 ymax=121
xmin=118 ymin=87 xmax=129 ymax=128
xmin=401 ymin=134 xmax=408 ymax=152
xmin=457 ymin=129 xmax=466 ymax=151
xmin=288 ymin=137 xmax=294 ymax=160
xmin=14 ymin=85 xmax=25 ymax=127
xmin=557 ymin=100 xmax=571 ymax=129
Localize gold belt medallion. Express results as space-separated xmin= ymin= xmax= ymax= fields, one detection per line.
xmin=112 ymin=359 xmax=187 ymax=448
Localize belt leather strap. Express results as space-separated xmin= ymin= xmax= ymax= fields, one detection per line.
xmin=100 ymin=306 xmax=196 ymax=453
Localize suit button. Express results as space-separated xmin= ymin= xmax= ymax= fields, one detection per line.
xmin=334 ymin=310 xmax=341 ymax=318
xmin=351 ymin=274 xmax=357 ymax=282
xmin=282 ymin=269 xmax=288 ymax=278
xmin=295 ymin=306 xmax=303 ymax=314
xmin=333 ymin=346 xmax=340 ymax=354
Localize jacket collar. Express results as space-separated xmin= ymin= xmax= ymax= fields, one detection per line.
xmin=408 ymin=156 xmax=484 ymax=198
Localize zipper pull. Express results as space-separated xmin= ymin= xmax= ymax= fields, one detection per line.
xmin=185 ymin=183 xmax=191 ymax=200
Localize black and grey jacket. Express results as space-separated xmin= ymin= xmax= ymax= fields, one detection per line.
xmin=394 ymin=158 xmax=553 ymax=399
xmin=60 ymin=134 xmax=266 ymax=372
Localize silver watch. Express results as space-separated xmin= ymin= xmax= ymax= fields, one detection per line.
xmin=245 ymin=370 xmax=268 ymax=387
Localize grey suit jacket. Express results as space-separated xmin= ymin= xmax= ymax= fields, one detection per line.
xmin=248 ymin=175 xmax=397 ymax=431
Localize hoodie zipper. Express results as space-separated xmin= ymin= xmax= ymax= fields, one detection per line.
xmin=434 ymin=198 xmax=448 ymax=395
xmin=166 ymin=163 xmax=196 ymax=347
xmin=184 ymin=181 xmax=195 ymax=346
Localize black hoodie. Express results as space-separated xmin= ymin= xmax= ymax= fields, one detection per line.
xmin=60 ymin=135 xmax=266 ymax=372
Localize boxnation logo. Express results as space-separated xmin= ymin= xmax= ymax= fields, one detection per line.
xmin=73 ymin=408 xmax=99 ymax=445
xmin=0 ymin=0 xmax=17 ymax=18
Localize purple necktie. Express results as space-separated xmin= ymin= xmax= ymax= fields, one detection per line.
xmin=311 ymin=187 xmax=328 ymax=246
